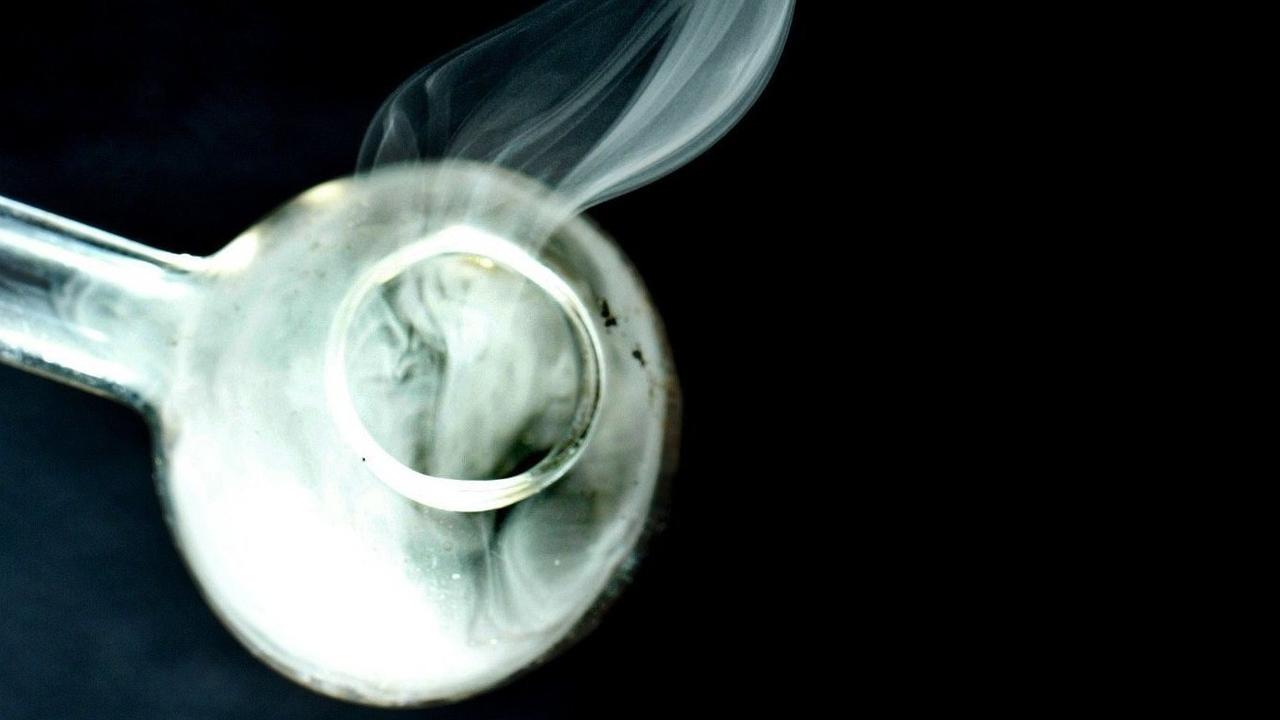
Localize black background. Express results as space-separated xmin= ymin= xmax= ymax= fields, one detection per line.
xmin=0 ymin=2 xmax=813 ymax=717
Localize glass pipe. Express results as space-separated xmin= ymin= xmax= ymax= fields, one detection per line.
xmin=0 ymin=0 xmax=795 ymax=707
xmin=0 ymin=162 xmax=677 ymax=705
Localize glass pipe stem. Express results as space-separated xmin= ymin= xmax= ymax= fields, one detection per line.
xmin=0 ymin=196 xmax=200 ymax=408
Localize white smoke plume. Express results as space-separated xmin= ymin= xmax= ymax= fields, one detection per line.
xmin=359 ymin=0 xmax=795 ymax=208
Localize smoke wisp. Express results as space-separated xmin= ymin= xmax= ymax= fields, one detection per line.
xmin=359 ymin=0 xmax=794 ymax=208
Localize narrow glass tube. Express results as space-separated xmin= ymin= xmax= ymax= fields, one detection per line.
xmin=0 ymin=197 xmax=200 ymax=408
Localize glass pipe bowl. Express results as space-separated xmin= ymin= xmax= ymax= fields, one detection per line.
xmin=151 ymin=162 xmax=677 ymax=705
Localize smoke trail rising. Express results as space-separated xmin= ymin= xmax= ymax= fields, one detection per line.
xmin=359 ymin=0 xmax=794 ymax=208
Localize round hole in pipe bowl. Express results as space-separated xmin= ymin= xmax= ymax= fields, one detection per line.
xmin=326 ymin=224 xmax=606 ymax=513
